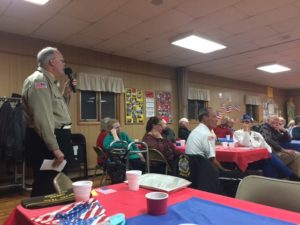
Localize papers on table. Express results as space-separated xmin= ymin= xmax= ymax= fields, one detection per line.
xmin=40 ymin=159 xmax=67 ymax=172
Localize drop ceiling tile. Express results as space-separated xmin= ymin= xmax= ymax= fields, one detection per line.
xmin=113 ymin=47 xmax=148 ymax=58
xmin=126 ymin=9 xmax=193 ymax=39
xmin=175 ymin=0 xmax=240 ymax=18
xmin=4 ymin=0 xmax=70 ymax=24
xmin=32 ymin=14 xmax=89 ymax=42
xmin=93 ymin=32 xmax=142 ymax=52
xmin=0 ymin=15 xmax=40 ymax=35
xmin=62 ymin=34 xmax=103 ymax=48
xmin=117 ymin=0 xmax=185 ymax=20
xmin=81 ymin=12 xmax=141 ymax=39
xmin=61 ymin=0 xmax=128 ymax=23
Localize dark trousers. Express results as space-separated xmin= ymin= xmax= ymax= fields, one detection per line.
xmin=25 ymin=128 xmax=71 ymax=197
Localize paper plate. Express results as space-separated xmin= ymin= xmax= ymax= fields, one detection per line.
xmin=126 ymin=173 xmax=191 ymax=192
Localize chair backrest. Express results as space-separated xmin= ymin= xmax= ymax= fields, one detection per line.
xmin=93 ymin=145 xmax=108 ymax=165
xmin=235 ymin=175 xmax=300 ymax=212
xmin=53 ymin=172 xmax=73 ymax=194
xmin=149 ymin=149 xmax=172 ymax=174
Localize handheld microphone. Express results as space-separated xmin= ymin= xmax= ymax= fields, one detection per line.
xmin=64 ymin=67 xmax=76 ymax=93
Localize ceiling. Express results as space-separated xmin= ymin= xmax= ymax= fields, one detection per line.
xmin=1 ymin=0 xmax=300 ymax=89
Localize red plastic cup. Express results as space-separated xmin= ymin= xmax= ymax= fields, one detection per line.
xmin=145 ymin=192 xmax=169 ymax=215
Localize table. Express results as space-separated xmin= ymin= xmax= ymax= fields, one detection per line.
xmin=176 ymin=145 xmax=270 ymax=172
xmin=4 ymin=183 xmax=300 ymax=225
xmin=280 ymin=140 xmax=300 ymax=152
xmin=216 ymin=146 xmax=270 ymax=172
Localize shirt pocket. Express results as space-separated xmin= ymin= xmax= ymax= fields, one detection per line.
xmin=52 ymin=91 xmax=64 ymax=112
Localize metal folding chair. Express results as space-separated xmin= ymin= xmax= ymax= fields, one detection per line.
xmin=128 ymin=141 xmax=150 ymax=173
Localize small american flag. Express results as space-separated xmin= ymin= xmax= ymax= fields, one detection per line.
xmin=32 ymin=198 xmax=106 ymax=225
xmin=234 ymin=104 xmax=240 ymax=112
xmin=226 ymin=104 xmax=233 ymax=113
xmin=216 ymin=111 xmax=223 ymax=119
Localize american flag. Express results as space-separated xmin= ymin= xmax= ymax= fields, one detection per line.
xmin=32 ymin=198 xmax=107 ymax=225
xmin=216 ymin=111 xmax=223 ymax=119
xmin=234 ymin=104 xmax=240 ymax=112
xmin=226 ymin=104 xmax=233 ymax=113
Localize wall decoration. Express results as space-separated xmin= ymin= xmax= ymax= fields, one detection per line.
xmin=156 ymin=91 xmax=172 ymax=123
xmin=125 ymin=88 xmax=144 ymax=124
xmin=145 ymin=90 xmax=155 ymax=118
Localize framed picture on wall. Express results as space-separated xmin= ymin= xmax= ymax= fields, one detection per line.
xmin=125 ymin=88 xmax=144 ymax=124
xmin=156 ymin=91 xmax=172 ymax=123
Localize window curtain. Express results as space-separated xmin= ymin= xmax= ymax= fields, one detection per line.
xmin=77 ymin=72 xmax=125 ymax=93
xmin=245 ymin=95 xmax=261 ymax=105
xmin=188 ymin=87 xmax=210 ymax=101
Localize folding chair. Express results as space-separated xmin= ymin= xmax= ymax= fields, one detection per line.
xmin=235 ymin=175 xmax=300 ymax=212
xmin=148 ymin=148 xmax=172 ymax=175
xmin=92 ymin=146 xmax=109 ymax=186
xmin=128 ymin=141 xmax=150 ymax=173
xmin=53 ymin=172 xmax=73 ymax=194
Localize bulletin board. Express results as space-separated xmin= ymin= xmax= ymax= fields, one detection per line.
xmin=125 ymin=88 xmax=144 ymax=124
xmin=156 ymin=91 xmax=172 ymax=123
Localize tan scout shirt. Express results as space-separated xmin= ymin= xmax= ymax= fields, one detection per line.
xmin=22 ymin=67 xmax=71 ymax=151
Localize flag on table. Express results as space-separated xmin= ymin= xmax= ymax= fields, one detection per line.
xmin=216 ymin=111 xmax=223 ymax=119
xmin=226 ymin=104 xmax=233 ymax=113
xmin=234 ymin=104 xmax=240 ymax=112
xmin=32 ymin=198 xmax=107 ymax=225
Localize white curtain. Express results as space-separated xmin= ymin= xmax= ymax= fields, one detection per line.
xmin=245 ymin=95 xmax=261 ymax=105
xmin=188 ymin=87 xmax=210 ymax=101
xmin=77 ymin=72 xmax=125 ymax=93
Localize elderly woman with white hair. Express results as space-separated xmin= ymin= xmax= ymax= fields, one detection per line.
xmin=178 ymin=118 xmax=190 ymax=140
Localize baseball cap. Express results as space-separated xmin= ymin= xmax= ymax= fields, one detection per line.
xmin=242 ymin=114 xmax=253 ymax=122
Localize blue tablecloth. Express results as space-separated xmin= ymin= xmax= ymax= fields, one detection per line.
xmin=218 ymin=138 xmax=233 ymax=142
xmin=280 ymin=140 xmax=300 ymax=152
xmin=126 ymin=197 xmax=295 ymax=225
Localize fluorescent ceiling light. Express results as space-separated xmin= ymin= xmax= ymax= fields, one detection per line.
xmin=171 ymin=35 xmax=226 ymax=53
xmin=256 ymin=64 xmax=291 ymax=73
xmin=24 ymin=0 xmax=49 ymax=5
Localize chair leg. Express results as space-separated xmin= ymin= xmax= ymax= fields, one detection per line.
xmin=93 ymin=165 xmax=98 ymax=182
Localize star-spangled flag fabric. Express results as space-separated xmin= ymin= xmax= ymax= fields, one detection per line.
xmin=216 ymin=111 xmax=223 ymax=119
xmin=32 ymin=198 xmax=107 ymax=225
xmin=226 ymin=104 xmax=233 ymax=113
xmin=234 ymin=104 xmax=240 ymax=112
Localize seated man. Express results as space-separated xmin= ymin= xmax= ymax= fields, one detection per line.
xmin=234 ymin=114 xmax=300 ymax=181
xmin=186 ymin=108 xmax=244 ymax=196
xmin=291 ymin=116 xmax=300 ymax=140
xmin=213 ymin=117 xmax=233 ymax=139
xmin=178 ymin=117 xmax=191 ymax=140
xmin=161 ymin=119 xmax=176 ymax=143
xmin=103 ymin=119 xmax=145 ymax=173
xmin=260 ymin=115 xmax=300 ymax=176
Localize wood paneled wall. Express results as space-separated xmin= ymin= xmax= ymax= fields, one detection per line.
xmin=0 ymin=32 xmax=286 ymax=177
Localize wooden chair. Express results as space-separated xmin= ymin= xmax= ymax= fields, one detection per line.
xmin=235 ymin=175 xmax=300 ymax=212
xmin=53 ymin=172 xmax=73 ymax=194
xmin=93 ymin=146 xmax=109 ymax=186
xmin=149 ymin=148 xmax=172 ymax=174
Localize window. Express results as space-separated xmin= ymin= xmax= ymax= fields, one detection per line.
xmin=188 ymin=100 xmax=208 ymax=120
xmin=79 ymin=91 xmax=118 ymax=123
xmin=246 ymin=104 xmax=259 ymax=121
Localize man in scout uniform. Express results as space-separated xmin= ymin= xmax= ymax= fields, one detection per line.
xmin=22 ymin=47 xmax=76 ymax=196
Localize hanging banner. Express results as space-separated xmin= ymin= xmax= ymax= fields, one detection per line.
xmin=156 ymin=91 xmax=172 ymax=123
xmin=145 ymin=90 xmax=155 ymax=118
xmin=125 ymin=88 xmax=144 ymax=124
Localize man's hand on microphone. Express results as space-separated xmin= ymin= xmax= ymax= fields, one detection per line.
xmin=52 ymin=149 xmax=64 ymax=167
xmin=63 ymin=79 xmax=77 ymax=96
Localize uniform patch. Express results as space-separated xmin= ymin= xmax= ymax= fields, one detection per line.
xmin=208 ymin=135 xmax=215 ymax=141
xmin=35 ymin=81 xmax=48 ymax=89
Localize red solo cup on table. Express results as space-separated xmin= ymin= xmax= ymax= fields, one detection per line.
xmin=145 ymin=192 xmax=169 ymax=215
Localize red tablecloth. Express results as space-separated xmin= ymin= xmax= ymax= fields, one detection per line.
xmin=216 ymin=146 xmax=270 ymax=172
xmin=4 ymin=183 xmax=300 ymax=225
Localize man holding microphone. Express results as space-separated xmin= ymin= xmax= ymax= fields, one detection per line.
xmin=22 ymin=47 xmax=76 ymax=196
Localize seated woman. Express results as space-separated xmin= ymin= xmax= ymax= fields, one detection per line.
xmin=103 ymin=119 xmax=145 ymax=172
xmin=96 ymin=117 xmax=110 ymax=165
xmin=178 ymin=117 xmax=190 ymax=140
xmin=143 ymin=116 xmax=180 ymax=174
xmin=234 ymin=114 xmax=300 ymax=181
